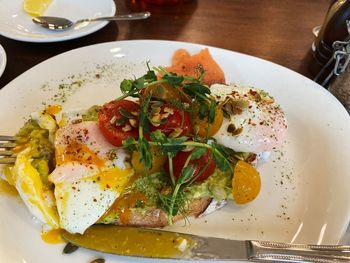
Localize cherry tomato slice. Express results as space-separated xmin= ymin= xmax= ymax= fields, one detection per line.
xmin=165 ymin=149 xmax=216 ymax=182
xmin=232 ymin=161 xmax=261 ymax=204
xmin=150 ymin=104 xmax=192 ymax=137
xmin=98 ymin=100 xmax=139 ymax=146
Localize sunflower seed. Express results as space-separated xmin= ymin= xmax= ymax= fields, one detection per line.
xmin=129 ymin=118 xmax=138 ymax=128
xmin=110 ymin=115 xmax=117 ymax=124
xmin=122 ymin=124 xmax=132 ymax=132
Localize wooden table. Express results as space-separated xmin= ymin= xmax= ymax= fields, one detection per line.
xmin=0 ymin=0 xmax=330 ymax=89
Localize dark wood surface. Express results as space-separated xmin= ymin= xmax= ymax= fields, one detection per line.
xmin=0 ymin=0 xmax=331 ymax=89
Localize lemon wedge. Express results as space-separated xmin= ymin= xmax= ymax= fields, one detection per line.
xmin=23 ymin=0 xmax=53 ymax=17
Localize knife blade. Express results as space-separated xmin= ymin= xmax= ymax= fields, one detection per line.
xmin=62 ymin=225 xmax=350 ymax=262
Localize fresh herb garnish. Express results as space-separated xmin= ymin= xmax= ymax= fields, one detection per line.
xmin=118 ymin=64 xmax=234 ymax=224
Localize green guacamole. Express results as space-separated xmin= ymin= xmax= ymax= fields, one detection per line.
xmin=82 ymin=105 xmax=101 ymax=121
xmin=16 ymin=119 xmax=55 ymax=186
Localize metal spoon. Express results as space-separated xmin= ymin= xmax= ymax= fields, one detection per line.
xmin=32 ymin=11 xmax=151 ymax=30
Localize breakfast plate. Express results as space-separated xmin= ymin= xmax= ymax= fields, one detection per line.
xmin=0 ymin=40 xmax=349 ymax=263
xmin=0 ymin=0 xmax=116 ymax=42
xmin=0 ymin=44 xmax=6 ymax=77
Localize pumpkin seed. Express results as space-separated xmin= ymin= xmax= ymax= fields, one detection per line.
xmin=115 ymin=117 xmax=127 ymax=127
xmin=227 ymin=123 xmax=243 ymax=136
xmin=63 ymin=242 xmax=79 ymax=254
xmin=90 ymin=258 xmax=105 ymax=263
xmin=119 ymin=108 xmax=135 ymax=119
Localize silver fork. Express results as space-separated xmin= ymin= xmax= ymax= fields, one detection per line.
xmin=0 ymin=136 xmax=16 ymax=164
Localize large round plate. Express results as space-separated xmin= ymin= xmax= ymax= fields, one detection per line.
xmin=0 ymin=44 xmax=6 ymax=77
xmin=0 ymin=40 xmax=349 ymax=263
xmin=0 ymin=0 xmax=116 ymax=42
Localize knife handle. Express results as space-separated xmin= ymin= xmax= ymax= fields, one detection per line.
xmin=249 ymin=240 xmax=350 ymax=262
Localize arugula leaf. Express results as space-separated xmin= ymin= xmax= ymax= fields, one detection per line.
xmin=138 ymin=93 xmax=152 ymax=169
xmin=177 ymin=165 xmax=195 ymax=184
xmin=139 ymin=137 xmax=152 ymax=170
xmin=150 ymin=131 xmax=187 ymax=157
xmin=150 ymin=130 xmax=167 ymax=143
xmin=199 ymin=103 xmax=209 ymax=119
xmin=122 ymin=137 xmax=137 ymax=148
xmin=133 ymin=77 xmax=145 ymax=90
xmin=163 ymin=137 xmax=187 ymax=157
xmin=162 ymin=73 xmax=184 ymax=86
xmin=183 ymin=83 xmax=211 ymax=97
xmin=208 ymin=99 xmax=216 ymax=124
xmin=191 ymin=147 xmax=207 ymax=160
xmin=210 ymin=140 xmax=232 ymax=173
xmin=213 ymin=150 xmax=230 ymax=172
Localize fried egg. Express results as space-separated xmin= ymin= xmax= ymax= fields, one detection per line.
xmin=49 ymin=121 xmax=133 ymax=234
xmin=211 ymin=84 xmax=287 ymax=154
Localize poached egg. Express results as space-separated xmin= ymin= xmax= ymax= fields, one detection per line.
xmin=211 ymin=84 xmax=287 ymax=154
xmin=49 ymin=121 xmax=133 ymax=234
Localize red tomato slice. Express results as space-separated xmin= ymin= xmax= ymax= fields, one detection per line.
xmin=98 ymin=100 xmax=140 ymax=146
xmin=150 ymin=104 xmax=192 ymax=136
xmin=165 ymin=149 xmax=216 ymax=182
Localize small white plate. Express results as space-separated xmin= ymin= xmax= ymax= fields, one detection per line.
xmin=0 ymin=44 xmax=6 ymax=77
xmin=0 ymin=0 xmax=116 ymax=43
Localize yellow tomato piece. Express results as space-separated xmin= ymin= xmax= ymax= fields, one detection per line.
xmin=131 ymin=146 xmax=167 ymax=174
xmin=193 ymin=105 xmax=224 ymax=137
xmin=232 ymin=161 xmax=261 ymax=204
xmin=23 ymin=0 xmax=52 ymax=17
xmin=142 ymin=83 xmax=185 ymax=102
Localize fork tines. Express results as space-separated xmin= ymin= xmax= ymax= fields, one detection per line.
xmin=0 ymin=136 xmax=16 ymax=164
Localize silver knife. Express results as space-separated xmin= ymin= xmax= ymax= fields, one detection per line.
xmin=62 ymin=225 xmax=350 ymax=262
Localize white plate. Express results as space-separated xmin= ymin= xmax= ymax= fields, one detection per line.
xmin=0 ymin=44 xmax=6 ymax=77
xmin=0 ymin=40 xmax=349 ymax=263
xmin=0 ymin=0 xmax=116 ymax=42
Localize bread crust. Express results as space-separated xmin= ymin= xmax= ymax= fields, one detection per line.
xmin=113 ymin=197 xmax=212 ymax=227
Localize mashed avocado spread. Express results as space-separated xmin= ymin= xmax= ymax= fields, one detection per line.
xmin=16 ymin=119 xmax=55 ymax=185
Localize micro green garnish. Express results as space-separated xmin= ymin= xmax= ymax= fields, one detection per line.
xmin=128 ymin=130 xmax=233 ymax=224
xmin=149 ymin=131 xmax=232 ymax=174
xmin=138 ymin=93 xmax=152 ymax=170
xmin=118 ymin=64 xmax=233 ymax=223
